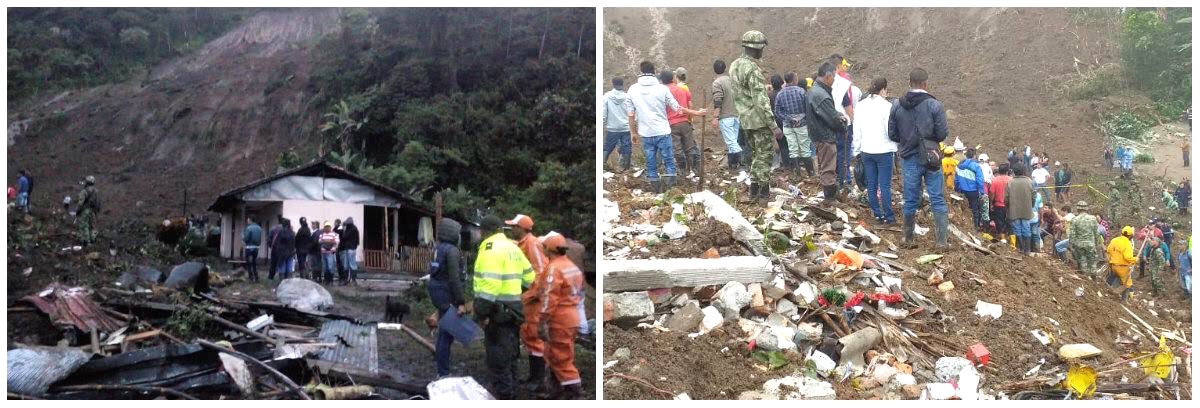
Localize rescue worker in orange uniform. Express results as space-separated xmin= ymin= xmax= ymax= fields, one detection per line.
xmin=1106 ymin=225 xmax=1140 ymax=302
xmin=537 ymin=232 xmax=586 ymax=399
xmin=506 ymin=214 xmax=550 ymax=395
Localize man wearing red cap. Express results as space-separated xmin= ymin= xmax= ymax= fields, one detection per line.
xmin=505 ymin=214 xmax=551 ymax=395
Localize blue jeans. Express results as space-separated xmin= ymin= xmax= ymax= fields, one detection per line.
xmin=1031 ymin=220 xmax=1042 ymax=247
xmin=275 ymin=256 xmax=294 ymax=279
xmin=900 ymin=157 xmax=948 ymax=217
xmin=16 ymin=192 xmax=29 ymax=213
xmin=1010 ymin=218 xmax=1033 ymax=238
xmin=322 ymin=253 xmax=337 ymax=282
xmin=642 ymin=134 xmax=676 ymax=181
xmin=1055 ymin=239 xmax=1070 ymax=260
xmin=836 ymin=131 xmax=852 ymax=186
xmin=604 ymin=130 xmax=632 ymax=164
xmin=339 ymin=249 xmax=358 ymax=280
xmin=861 ymin=152 xmax=895 ymax=222
xmin=428 ymin=279 xmax=456 ymax=377
xmin=244 ymin=247 xmax=260 ymax=280
xmin=719 ymin=118 xmax=742 ymax=154
xmin=963 ymin=190 xmax=983 ymax=229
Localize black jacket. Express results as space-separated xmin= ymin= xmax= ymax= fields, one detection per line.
xmin=888 ymin=90 xmax=949 ymax=159
xmin=272 ymin=226 xmax=296 ymax=258
xmin=431 ymin=218 xmax=465 ymax=309
xmin=295 ymin=223 xmax=312 ymax=253
xmin=341 ymin=222 xmax=360 ymax=250
xmin=308 ymin=229 xmax=322 ymax=254
xmin=804 ymin=79 xmax=846 ymax=143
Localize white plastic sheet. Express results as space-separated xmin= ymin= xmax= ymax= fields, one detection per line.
xmin=427 ymin=376 xmax=494 ymax=400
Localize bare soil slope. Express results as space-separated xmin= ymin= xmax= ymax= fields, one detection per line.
xmin=7 ymin=9 xmax=339 ymax=225
xmin=604 ymin=7 xmax=1118 ymax=169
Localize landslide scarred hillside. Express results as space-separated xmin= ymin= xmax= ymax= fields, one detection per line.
xmin=7 ymin=9 xmax=339 ymax=224
xmin=603 ymin=7 xmax=1119 ymax=168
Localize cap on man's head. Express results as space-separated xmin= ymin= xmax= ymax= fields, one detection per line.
xmin=675 ymin=67 xmax=687 ymax=78
xmin=480 ymin=215 xmax=504 ymax=232
xmin=505 ymin=214 xmax=534 ymax=230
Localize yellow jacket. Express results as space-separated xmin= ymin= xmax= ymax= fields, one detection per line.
xmin=473 ymin=232 xmax=535 ymax=302
xmin=1106 ymin=235 xmax=1138 ymax=266
xmin=942 ymin=157 xmax=959 ymax=190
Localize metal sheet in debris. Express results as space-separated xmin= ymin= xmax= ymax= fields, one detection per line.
xmin=23 ymin=285 xmax=125 ymax=333
xmin=315 ymin=320 xmax=378 ymax=375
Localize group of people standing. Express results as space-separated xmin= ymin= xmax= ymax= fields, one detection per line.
xmin=431 ymin=214 xmax=585 ymax=399
xmin=240 ymin=216 xmax=359 ymax=285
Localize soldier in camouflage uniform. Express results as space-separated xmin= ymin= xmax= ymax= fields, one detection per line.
xmin=729 ymin=30 xmax=780 ymax=203
xmin=1107 ymin=181 xmax=1122 ymax=225
xmin=74 ymin=175 xmax=99 ymax=244
xmin=1067 ymin=200 xmax=1103 ymax=275
xmin=1145 ymin=236 xmax=1168 ymax=296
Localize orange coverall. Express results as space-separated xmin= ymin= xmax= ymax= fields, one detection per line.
xmin=517 ymin=234 xmax=549 ymax=356
xmin=540 ymin=256 xmax=584 ymax=386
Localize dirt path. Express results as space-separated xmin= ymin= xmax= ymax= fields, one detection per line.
xmin=1137 ymin=122 xmax=1192 ymax=184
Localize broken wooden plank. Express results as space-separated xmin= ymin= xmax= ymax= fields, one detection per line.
xmin=601 ymin=256 xmax=772 ymax=292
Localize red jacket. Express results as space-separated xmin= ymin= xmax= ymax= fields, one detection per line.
xmin=667 ymin=83 xmax=692 ymax=126
xmin=990 ymin=175 xmax=1012 ymax=207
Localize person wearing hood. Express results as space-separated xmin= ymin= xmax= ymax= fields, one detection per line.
xmin=243 ymin=218 xmax=264 ymax=282
xmin=428 ymin=217 xmax=466 ymax=379
xmin=339 ymin=217 xmax=360 ymax=284
xmin=602 ymin=77 xmax=633 ymax=172
xmin=887 ymin=67 xmax=950 ymax=249
xmin=295 ymin=217 xmax=312 ymax=276
xmin=270 ymin=218 xmax=296 ymax=280
xmin=626 ymin=60 xmax=684 ymax=193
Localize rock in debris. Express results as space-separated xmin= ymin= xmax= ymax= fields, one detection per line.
xmin=275 ymin=278 xmax=334 ymax=312
xmin=698 ymin=306 xmax=724 ymax=333
xmin=755 ymin=325 xmax=797 ymax=351
xmin=666 ymin=301 xmax=704 ymax=332
xmin=716 ymin=281 xmax=751 ymax=315
xmin=164 ymin=261 xmax=210 ymax=293
xmin=776 ymin=298 xmax=798 ymax=316
xmin=116 ymin=265 xmax=163 ymax=289
xmin=607 ymin=291 xmax=655 ymax=323
xmin=793 ymin=322 xmax=823 ymax=344
xmin=613 ymin=347 xmax=632 ymax=360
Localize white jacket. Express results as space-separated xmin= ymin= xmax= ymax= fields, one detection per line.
xmin=852 ymin=94 xmax=897 ymax=156
xmin=624 ymin=74 xmax=680 ymax=137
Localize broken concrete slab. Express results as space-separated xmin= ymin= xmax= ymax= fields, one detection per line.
xmin=602 ymin=256 xmax=773 ymax=292
xmin=756 ymin=375 xmax=836 ymax=400
xmin=607 ymin=292 xmax=655 ymax=323
xmin=716 ymin=281 xmax=751 ymax=315
xmin=686 ymin=191 xmax=764 ymax=242
xmin=698 ymin=306 xmax=723 ymax=333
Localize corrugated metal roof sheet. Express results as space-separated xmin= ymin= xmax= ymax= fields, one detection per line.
xmin=315 ymin=320 xmax=378 ymax=375
xmin=22 ymin=285 xmax=125 ymax=334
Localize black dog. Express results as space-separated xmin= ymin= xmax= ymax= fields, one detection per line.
xmin=384 ymin=296 xmax=410 ymax=324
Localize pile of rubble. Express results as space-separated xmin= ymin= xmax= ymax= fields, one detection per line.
xmin=6 ymin=261 xmax=485 ymax=400
xmin=602 ymin=182 xmax=1190 ymax=400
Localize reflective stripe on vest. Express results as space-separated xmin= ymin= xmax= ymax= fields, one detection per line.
xmin=474 ymin=233 xmax=532 ymax=300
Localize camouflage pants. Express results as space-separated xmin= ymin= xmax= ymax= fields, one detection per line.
xmin=747 ymin=127 xmax=775 ymax=184
xmin=1071 ymin=245 xmax=1098 ymax=274
xmin=78 ymin=210 xmax=96 ymax=243
xmin=1150 ymin=266 xmax=1165 ymax=295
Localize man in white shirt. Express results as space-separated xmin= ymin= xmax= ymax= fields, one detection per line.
xmin=1031 ymin=162 xmax=1051 ymax=202
xmin=626 ymin=61 xmax=683 ymax=193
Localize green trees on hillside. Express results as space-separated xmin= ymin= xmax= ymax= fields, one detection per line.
xmin=1119 ymin=8 xmax=1191 ymax=117
xmin=309 ymin=8 xmax=595 ymax=249
xmin=7 ymin=8 xmax=250 ymax=100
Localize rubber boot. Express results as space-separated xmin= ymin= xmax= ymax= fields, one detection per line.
xmin=803 ymin=158 xmax=816 ymax=177
xmin=933 ymin=211 xmax=950 ymax=250
xmin=728 ymin=153 xmax=739 ymax=170
xmin=689 ymin=153 xmax=701 ymax=177
xmin=663 ymin=175 xmax=677 ymax=191
xmin=525 ymin=356 xmax=547 ymax=395
xmin=1120 ymin=288 xmax=1131 ymax=302
xmin=562 ymin=383 xmax=584 ymax=400
xmin=746 ymin=183 xmax=760 ymax=203
xmin=650 ymin=180 xmax=663 ymax=194
xmin=902 ymin=215 xmax=917 ymax=249
xmin=756 ymin=180 xmax=771 ymax=203
xmin=821 ymin=185 xmax=837 ymax=207
xmin=619 ymin=154 xmax=632 ymax=172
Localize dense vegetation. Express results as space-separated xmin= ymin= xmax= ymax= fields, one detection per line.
xmin=1119 ymin=8 xmax=1191 ymax=118
xmin=308 ymin=8 xmax=596 ymax=249
xmin=7 ymin=8 xmax=251 ymax=100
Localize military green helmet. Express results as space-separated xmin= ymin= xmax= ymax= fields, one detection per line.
xmin=741 ymin=30 xmax=767 ymax=49
xmin=85 ymin=175 xmax=95 ymax=185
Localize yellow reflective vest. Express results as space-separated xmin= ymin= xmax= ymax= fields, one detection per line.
xmin=473 ymin=232 xmax=534 ymax=302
